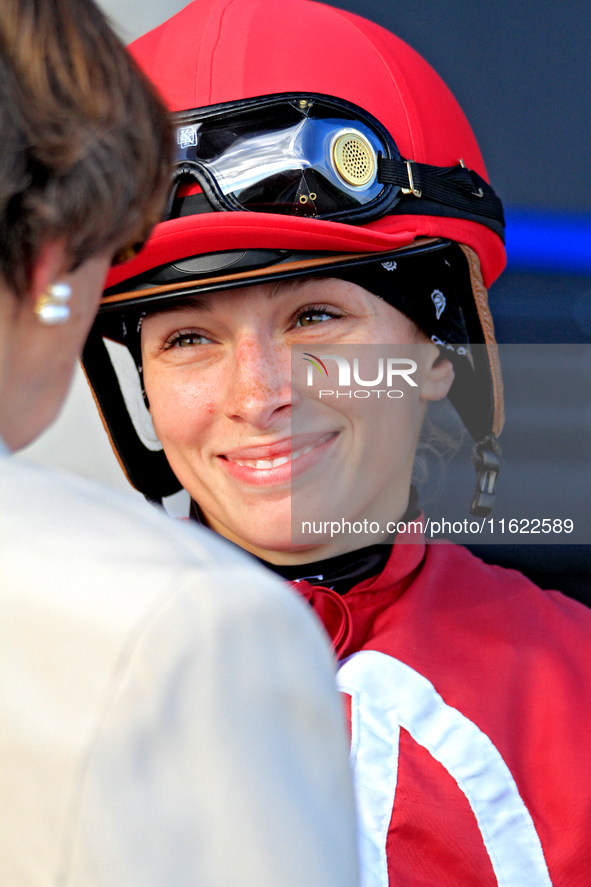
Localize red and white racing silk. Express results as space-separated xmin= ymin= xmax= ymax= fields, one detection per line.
xmin=295 ymin=538 xmax=591 ymax=886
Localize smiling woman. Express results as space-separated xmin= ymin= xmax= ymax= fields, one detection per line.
xmin=140 ymin=277 xmax=453 ymax=559
xmin=80 ymin=0 xmax=591 ymax=883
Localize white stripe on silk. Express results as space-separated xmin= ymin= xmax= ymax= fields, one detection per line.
xmin=337 ymin=651 xmax=552 ymax=887
xmin=336 ymin=682 xmax=400 ymax=887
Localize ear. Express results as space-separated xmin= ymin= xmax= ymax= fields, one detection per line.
xmin=25 ymin=240 xmax=70 ymax=310
xmin=419 ymin=343 xmax=455 ymax=402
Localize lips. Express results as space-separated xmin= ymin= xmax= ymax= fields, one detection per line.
xmin=219 ymin=432 xmax=338 ymax=486
xmin=228 ymin=442 xmax=325 ymax=470
xmin=222 ymin=432 xmax=336 ymax=469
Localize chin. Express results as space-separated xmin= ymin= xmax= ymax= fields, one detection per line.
xmin=195 ymin=496 xmax=293 ymax=555
xmin=227 ymin=522 xmax=297 ymax=557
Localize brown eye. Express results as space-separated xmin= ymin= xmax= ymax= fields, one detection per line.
xmin=178 ymin=334 xmax=202 ymax=347
xmin=166 ymin=331 xmax=213 ymax=348
xmin=296 ymin=310 xmax=335 ymax=327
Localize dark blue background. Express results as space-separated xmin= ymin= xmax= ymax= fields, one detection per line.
xmin=334 ymin=0 xmax=591 ymax=605
xmin=332 ymin=0 xmax=591 ymax=213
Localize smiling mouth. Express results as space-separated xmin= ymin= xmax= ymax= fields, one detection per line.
xmin=223 ymin=433 xmax=336 ymax=470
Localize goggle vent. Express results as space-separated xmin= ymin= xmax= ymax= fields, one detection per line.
xmin=332 ymin=130 xmax=376 ymax=187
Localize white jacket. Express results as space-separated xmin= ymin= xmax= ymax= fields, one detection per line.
xmin=0 ymin=445 xmax=358 ymax=886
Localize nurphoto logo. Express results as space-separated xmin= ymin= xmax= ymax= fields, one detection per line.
xmin=302 ymin=352 xmax=417 ymax=399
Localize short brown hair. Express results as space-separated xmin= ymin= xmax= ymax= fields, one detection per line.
xmin=0 ymin=0 xmax=173 ymax=298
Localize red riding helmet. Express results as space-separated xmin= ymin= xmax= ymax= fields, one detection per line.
xmin=83 ymin=0 xmax=505 ymax=515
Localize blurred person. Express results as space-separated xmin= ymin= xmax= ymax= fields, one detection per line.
xmin=0 ymin=2 xmax=359 ymax=885
xmin=84 ymin=0 xmax=591 ymax=884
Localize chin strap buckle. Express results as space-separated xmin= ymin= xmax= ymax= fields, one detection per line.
xmin=470 ymin=434 xmax=501 ymax=517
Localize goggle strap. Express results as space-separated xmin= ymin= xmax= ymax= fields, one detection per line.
xmin=378 ymin=158 xmax=504 ymax=227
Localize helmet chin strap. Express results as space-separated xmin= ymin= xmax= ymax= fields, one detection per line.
xmin=470 ymin=434 xmax=501 ymax=517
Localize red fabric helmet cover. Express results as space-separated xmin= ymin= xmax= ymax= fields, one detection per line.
xmin=107 ymin=0 xmax=505 ymax=289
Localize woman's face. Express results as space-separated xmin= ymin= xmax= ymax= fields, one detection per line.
xmin=141 ymin=277 xmax=453 ymax=563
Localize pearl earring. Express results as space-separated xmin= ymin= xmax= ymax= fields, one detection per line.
xmin=34 ymin=282 xmax=72 ymax=325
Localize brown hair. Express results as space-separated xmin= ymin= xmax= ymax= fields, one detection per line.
xmin=0 ymin=0 xmax=173 ymax=298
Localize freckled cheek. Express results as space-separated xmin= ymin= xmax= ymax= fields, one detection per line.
xmin=145 ymin=367 xmax=223 ymax=449
xmin=330 ymin=388 xmax=421 ymax=449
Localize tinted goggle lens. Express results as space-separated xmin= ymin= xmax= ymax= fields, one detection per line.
xmin=171 ymin=94 xmax=401 ymax=221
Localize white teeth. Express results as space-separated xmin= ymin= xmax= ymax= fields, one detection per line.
xmin=230 ymin=437 xmax=332 ymax=470
xmin=272 ymin=456 xmax=290 ymax=468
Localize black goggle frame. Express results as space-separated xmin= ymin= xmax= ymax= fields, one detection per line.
xmin=166 ymin=92 xmax=504 ymax=240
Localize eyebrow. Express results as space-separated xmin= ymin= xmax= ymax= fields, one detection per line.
xmin=145 ymin=295 xmax=211 ymax=317
xmin=268 ymin=275 xmax=326 ymax=297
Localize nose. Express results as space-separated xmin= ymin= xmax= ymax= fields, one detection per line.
xmin=224 ymin=335 xmax=291 ymax=429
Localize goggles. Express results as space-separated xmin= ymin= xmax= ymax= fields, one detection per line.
xmin=167 ymin=93 xmax=504 ymax=237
